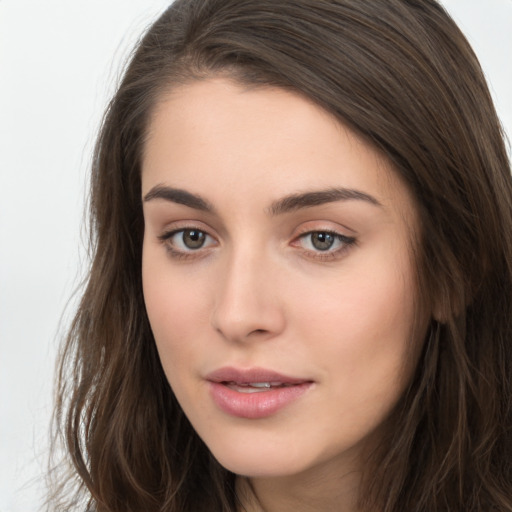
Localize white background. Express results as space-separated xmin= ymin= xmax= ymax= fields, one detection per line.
xmin=0 ymin=1 xmax=511 ymax=510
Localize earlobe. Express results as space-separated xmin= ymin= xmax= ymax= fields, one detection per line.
xmin=432 ymin=295 xmax=450 ymax=324
xmin=431 ymin=284 xmax=467 ymax=324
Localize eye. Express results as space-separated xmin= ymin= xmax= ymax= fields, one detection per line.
xmin=306 ymin=232 xmax=339 ymax=251
xmin=178 ymin=229 xmax=208 ymax=250
xmin=295 ymin=230 xmax=356 ymax=257
xmin=159 ymin=228 xmax=216 ymax=255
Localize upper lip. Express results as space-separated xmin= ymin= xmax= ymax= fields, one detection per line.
xmin=206 ymin=366 xmax=311 ymax=385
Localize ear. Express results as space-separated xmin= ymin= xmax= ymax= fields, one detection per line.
xmin=432 ymin=299 xmax=449 ymax=324
xmin=431 ymin=278 xmax=467 ymax=324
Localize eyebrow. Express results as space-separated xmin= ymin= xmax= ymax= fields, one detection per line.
xmin=268 ymin=187 xmax=381 ymax=215
xmin=143 ymin=185 xmax=381 ymax=215
xmin=144 ymin=185 xmax=215 ymax=213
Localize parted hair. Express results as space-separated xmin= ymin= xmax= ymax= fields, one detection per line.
xmin=49 ymin=1 xmax=512 ymax=511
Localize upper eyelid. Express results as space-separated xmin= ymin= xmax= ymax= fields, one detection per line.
xmin=159 ymin=227 xmax=217 ymax=244
xmin=156 ymin=221 xmax=356 ymax=245
xmin=158 ymin=220 xmax=216 ymax=236
xmin=158 ymin=228 xmax=217 ymax=258
xmin=159 ymin=226 xmax=207 ymax=238
xmin=296 ymin=227 xmax=348 ymax=236
xmin=293 ymin=230 xmax=356 ymax=247
xmin=293 ymin=219 xmax=357 ymax=235
xmin=292 ymin=223 xmax=357 ymax=241
xmin=157 ymin=224 xmax=354 ymax=239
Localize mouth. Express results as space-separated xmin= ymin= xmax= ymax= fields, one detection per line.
xmin=222 ymin=381 xmax=301 ymax=393
xmin=206 ymin=367 xmax=314 ymax=418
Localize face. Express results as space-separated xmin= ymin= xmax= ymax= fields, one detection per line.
xmin=141 ymin=78 xmax=421 ymax=481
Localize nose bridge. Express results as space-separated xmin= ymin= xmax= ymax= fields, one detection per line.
xmin=212 ymin=242 xmax=284 ymax=342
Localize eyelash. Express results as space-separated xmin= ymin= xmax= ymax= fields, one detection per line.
xmin=293 ymin=229 xmax=356 ymax=261
xmin=158 ymin=227 xmax=216 ymax=260
xmin=157 ymin=227 xmax=356 ymax=262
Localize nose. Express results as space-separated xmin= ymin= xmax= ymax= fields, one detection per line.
xmin=211 ymin=249 xmax=286 ymax=343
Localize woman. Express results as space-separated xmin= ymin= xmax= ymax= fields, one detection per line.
xmin=50 ymin=0 xmax=512 ymax=511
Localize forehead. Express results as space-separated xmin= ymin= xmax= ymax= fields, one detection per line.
xmin=142 ymin=78 xmax=416 ymax=223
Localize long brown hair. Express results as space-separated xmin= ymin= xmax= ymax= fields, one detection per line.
xmin=49 ymin=1 xmax=512 ymax=510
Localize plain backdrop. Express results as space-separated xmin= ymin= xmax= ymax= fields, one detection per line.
xmin=0 ymin=1 xmax=511 ymax=510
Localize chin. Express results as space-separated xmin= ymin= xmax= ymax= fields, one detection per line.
xmin=204 ymin=433 xmax=337 ymax=479
xmin=203 ymin=436 xmax=294 ymax=477
xmin=214 ymin=453 xmax=304 ymax=478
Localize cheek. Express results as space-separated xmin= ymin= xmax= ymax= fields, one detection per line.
xmin=291 ymin=245 xmax=417 ymax=391
xmin=142 ymin=248 xmax=211 ymax=375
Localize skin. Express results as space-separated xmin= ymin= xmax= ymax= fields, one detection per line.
xmin=141 ymin=78 xmax=422 ymax=512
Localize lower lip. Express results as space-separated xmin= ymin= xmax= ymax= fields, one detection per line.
xmin=208 ymin=382 xmax=312 ymax=419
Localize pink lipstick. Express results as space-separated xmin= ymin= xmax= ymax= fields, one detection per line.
xmin=206 ymin=367 xmax=313 ymax=419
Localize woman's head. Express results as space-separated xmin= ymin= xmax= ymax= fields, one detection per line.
xmin=53 ymin=1 xmax=512 ymax=510
xmin=142 ymin=78 xmax=422 ymax=484
xmin=99 ymin=0 xmax=512 ymax=321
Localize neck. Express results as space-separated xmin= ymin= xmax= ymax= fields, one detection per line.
xmin=236 ymin=461 xmax=361 ymax=512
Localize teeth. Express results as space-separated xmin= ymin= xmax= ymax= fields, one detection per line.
xmin=235 ymin=386 xmax=271 ymax=394
xmin=226 ymin=381 xmax=288 ymax=393
xmin=249 ymin=382 xmax=273 ymax=388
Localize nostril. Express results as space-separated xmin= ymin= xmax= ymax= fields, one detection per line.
xmin=250 ymin=329 xmax=268 ymax=335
